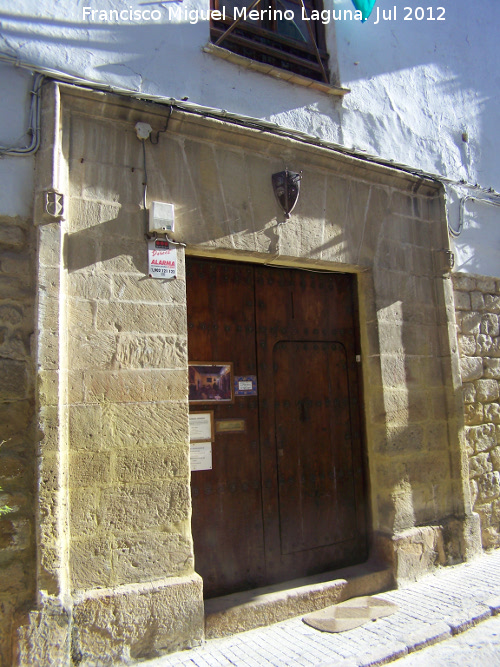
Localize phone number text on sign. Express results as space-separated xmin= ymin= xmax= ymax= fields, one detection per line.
xmin=148 ymin=240 xmax=177 ymax=279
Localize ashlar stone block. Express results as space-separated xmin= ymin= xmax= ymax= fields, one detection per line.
xmin=96 ymin=302 xmax=186 ymax=335
xmin=490 ymin=447 xmax=500 ymax=470
xmin=424 ymin=421 xmax=448 ymax=450
xmin=481 ymin=313 xmax=500 ymax=337
xmin=110 ymin=274 xmax=186 ymax=304
xmin=457 ymin=311 xmax=481 ymax=335
xmin=98 ymin=481 xmax=190 ymax=532
xmin=374 ymin=423 xmax=425 ymax=455
xmin=466 ymin=423 xmax=496 ymax=454
xmin=477 ymin=334 xmax=495 ymax=356
xmin=0 ymin=219 xmax=26 ymax=249
xmin=471 ymin=291 xmax=485 ymax=311
xmin=102 ymin=401 xmax=189 ymax=447
xmin=484 ymin=403 xmax=500 ymax=424
xmin=68 ymin=271 xmax=112 ymax=300
xmin=484 ymin=359 xmax=500 ymax=379
xmin=476 ymin=379 xmax=499 ymax=403
xmin=464 ymin=402 xmax=484 ymax=426
xmin=484 ymin=294 xmax=500 ymax=313
xmin=68 ymin=198 xmax=122 ymax=234
xmin=115 ymin=447 xmax=189 ymax=482
xmin=454 ymin=290 xmax=471 ymax=311
xmin=68 ymin=331 xmax=117 ymax=370
xmin=391 ymin=526 xmax=445 ymax=584
xmin=70 ymin=487 xmax=98 ymax=538
xmin=460 ymin=357 xmax=483 ymax=382
xmin=458 ymin=334 xmax=476 ymax=356
xmin=463 ymin=383 xmax=476 ymax=403
xmin=69 ymin=404 xmax=103 ymax=451
xmin=476 ymin=278 xmax=497 ymax=292
xmin=72 ymin=574 xmax=204 ymax=662
xmin=468 ymin=453 xmax=493 ymax=478
xmin=84 ymin=368 xmax=187 ymax=403
xmin=452 ymin=274 xmax=476 ymax=291
xmin=477 ymin=472 xmax=500 ymax=503
xmin=115 ymin=334 xmax=187 ymax=370
xmin=112 ymin=532 xmax=194 ymax=585
xmin=69 ymin=451 xmax=111 ymax=487
xmin=71 ymin=537 xmax=113 ymax=591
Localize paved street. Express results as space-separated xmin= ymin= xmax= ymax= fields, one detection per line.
xmin=143 ymin=549 xmax=500 ymax=667
xmin=393 ymin=614 xmax=500 ymax=666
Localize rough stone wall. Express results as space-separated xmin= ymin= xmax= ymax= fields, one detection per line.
xmin=0 ymin=215 xmax=36 ymax=667
xmin=454 ymin=273 xmax=500 ymax=548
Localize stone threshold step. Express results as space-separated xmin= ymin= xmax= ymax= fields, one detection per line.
xmin=205 ymin=560 xmax=394 ymax=639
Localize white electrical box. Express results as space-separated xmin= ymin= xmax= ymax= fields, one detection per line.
xmin=149 ymin=201 xmax=175 ymax=233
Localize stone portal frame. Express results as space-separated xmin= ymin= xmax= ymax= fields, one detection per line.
xmin=24 ymin=81 xmax=481 ymax=664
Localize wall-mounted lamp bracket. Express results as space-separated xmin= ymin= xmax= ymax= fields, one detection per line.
xmin=272 ymin=169 xmax=302 ymax=220
xmin=436 ymin=248 xmax=455 ymax=274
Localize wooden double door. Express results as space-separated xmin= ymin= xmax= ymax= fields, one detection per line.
xmin=187 ymin=258 xmax=368 ymax=599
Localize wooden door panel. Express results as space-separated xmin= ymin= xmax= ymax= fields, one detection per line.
xmin=255 ymin=267 xmax=367 ymax=582
xmin=187 ymin=259 xmax=368 ymax=597
xmin=187 ymin=260 xmax=265 ymax=598
xmin=274 ymin=341 xmax=357 ymax=556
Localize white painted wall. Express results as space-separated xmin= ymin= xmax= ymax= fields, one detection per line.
xmin=0 ymin=0 xmax=498 ymax=274
xmin=0 ymin=63 xmax=35 ymax=218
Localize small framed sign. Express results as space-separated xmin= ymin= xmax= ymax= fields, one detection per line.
xmin=148 ymin=238 xmax=177 ymax=279
xmin=189 ymin=411 xmax=214 ymax=442
xmin=234 ymin=375 xmax=257 ymax=396
xmin=189 ymin=362 xmax=234 ymax=404
xmin=190 ymin=442 xmax=212 ymax=471
xmin=215 ymin=418 xmax=246 ymax=434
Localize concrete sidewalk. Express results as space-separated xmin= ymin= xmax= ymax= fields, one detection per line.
xmin=144 ymin=550 xmax=500 ymax=667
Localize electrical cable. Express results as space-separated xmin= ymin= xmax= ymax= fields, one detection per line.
xmin=150 ymin=105 xmax=172 ymax=145
xmin=1 ymin=50 xmax=499 ymax=245
xmin=0 ymin=71 xmax=44 ymax=157
xmin=141 ymin=138 xmax=148 ymax=211
xmin=449 ymin=194 xmax=500 ymax=238
xmin=1 ymin=50 xmax=498 ymax=203
xmin=140 ymin=126 xmax=186 ymax=247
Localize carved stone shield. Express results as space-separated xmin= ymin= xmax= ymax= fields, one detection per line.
xmin=272 ymin=170 xmax=302 ymax=219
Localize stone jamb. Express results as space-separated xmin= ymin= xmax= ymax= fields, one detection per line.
xmin=14 ymin=80 xmax=73 ymax=664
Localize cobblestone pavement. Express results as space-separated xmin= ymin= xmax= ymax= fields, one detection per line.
xmin=144 ymin=550 xmax=500 ymax=667
xmin=392 ymin=614 xmax=500 ymax=665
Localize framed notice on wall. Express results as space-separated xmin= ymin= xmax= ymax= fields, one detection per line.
xmin=189 ymin=412 xmax=214 ymax=473
xmin=147 ymin=238 xmax=177 ymax=279
xmin=189 ymin=411 xmax=214 ymax=442
xmin=190 ymin=442 xmax=212 ymax=472
xmin=188 ymin=362 xmax=234 ymax=404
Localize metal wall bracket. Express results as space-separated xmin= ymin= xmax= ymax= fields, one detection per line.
xmin=436 ymin=248 xmax=455 ymax=274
